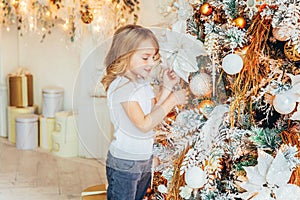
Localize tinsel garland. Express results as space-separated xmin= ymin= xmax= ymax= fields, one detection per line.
xmin=167 ymin=146 xmax=190 ymax=200
xmin=230 ymin=13 xmax=272 ymax=126
xmin=280 ymin=124 xmax=300 ymax=186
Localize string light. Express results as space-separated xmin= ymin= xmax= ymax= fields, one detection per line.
xmin=120 ymin=18 xmax=126 ymax=24
xmin=93 ymin=24 xmax=100 ymax=32
xmin=0 ymin=0 xmax=140 ymax=42
xmin=97 ymin=16 xmax=103 ymax=22
xmin=46 ymin=11 xmax=51 ymax=17
xmin=29 ymin=16 xmax=34 ymax=31
xmin=63 ymin=20 xmax=69 ymax=30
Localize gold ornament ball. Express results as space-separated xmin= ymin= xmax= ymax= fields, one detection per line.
xmin=234 ymin=16 xmax=246 ymax=29
xmin=146 ymin=187 xmax=152 ymax=194
xmin=284 ymin=43 xmax=300 ymax=62
xmin=200 ymin=3 xmax=213 ymax=16
xmin=197 ymin=100 xmax=215 ymax=118
xmin=81 ymin=10 xmax=94 ymax=24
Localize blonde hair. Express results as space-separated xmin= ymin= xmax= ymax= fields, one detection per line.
xmin=101 ymin=24 xmax=160 ymax=91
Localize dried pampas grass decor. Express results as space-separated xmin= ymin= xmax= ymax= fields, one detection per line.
xmin=167 ymin=146 xmax=190 ymax=200
xmin=230 ymin=14 xmax=272 ymax=126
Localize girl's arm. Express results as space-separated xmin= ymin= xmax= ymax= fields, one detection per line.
xmin=122 ymin=89 xmax=186 ymax=133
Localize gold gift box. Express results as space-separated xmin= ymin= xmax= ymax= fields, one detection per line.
xmin=8 ymin=73 xmax=34 ymax=107
xmin=81 ymin=184 xmax=107 ymax=200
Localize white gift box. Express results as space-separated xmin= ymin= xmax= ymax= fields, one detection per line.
xmin=51 ymin=110 xmax=78 ymax=157
xmin=7 ymin=105 xmax=38 ymax=143
xmin=42 ymin=86 xmax=64 ymax=118
xmin=54 ymin=110 xmax=77 ymax=138
xmin=52 ymin=131 xmax=78 ymax=157
xmin=39 ymin=116 xmax=55 ymax=150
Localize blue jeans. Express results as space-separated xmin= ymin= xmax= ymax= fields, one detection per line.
xmin=106 ymin=151 xmax=152 ymax=200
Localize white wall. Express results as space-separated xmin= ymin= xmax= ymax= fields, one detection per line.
xmin=1 ymin=26 xmax=19 ymax=84
xmin=139 ymin=0 xmax=176 ymax=27
xmin=19 ymin=28 xmax=80 ymax=113
xmin=1 ymin=27 xmax=19 ymax=137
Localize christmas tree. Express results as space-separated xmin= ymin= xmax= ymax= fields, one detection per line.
xmin=147 ymin=0 xmax=300 ymax=199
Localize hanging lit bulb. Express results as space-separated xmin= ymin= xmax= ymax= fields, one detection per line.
xmin=11 ymin=0 xmax=19 ymax=9
xmin=29 ymin=18 xmax=34 ymax=30
xmin=120 ymin=18 xmax=126 ymax=23
xmin=46 ymin=11 xmax=51 ymax=17
xmin=97 ymin=16 xmax=103 ymax=22
xmin=93 ymin=24 xmax=101 ymax=32
xmin=6 ymin=27 xmax=10 ymax=32
xmin=63 ymin=20 xmax=69 ymax=30
xmin=19 ymin=0 xmax=27 ymax=12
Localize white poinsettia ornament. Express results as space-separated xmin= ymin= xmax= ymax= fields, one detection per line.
xmin=155 ymin=29 xmax=207 ymax=82
xmin=239 ymin=149 xmax=300 ymax=200
xmin=179 ymin=185 xmax=193 ymax=199
xmin=157 ymin=184 xmax=168 ymax=194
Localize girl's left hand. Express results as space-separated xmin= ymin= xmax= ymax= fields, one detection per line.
xmin=162 ymin=69 xmax=179 ymax=91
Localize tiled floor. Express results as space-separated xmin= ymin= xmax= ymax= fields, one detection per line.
xmin=0 ymin=137 xmax=107 ymax=200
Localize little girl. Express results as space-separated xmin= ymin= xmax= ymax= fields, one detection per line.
xmin=101 ymin=24 xmax=187 ymax=200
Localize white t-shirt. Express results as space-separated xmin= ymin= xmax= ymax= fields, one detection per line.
xmin=107 ymin=76 xmax=155 ymax=160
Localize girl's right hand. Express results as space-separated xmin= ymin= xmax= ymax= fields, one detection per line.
xmin=170 ymin=89 xmax=188 ymax=105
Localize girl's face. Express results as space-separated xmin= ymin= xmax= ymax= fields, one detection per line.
xmin=127 ymin=39 xmax=158 ymax=80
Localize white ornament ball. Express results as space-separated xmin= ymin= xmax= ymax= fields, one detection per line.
xmin=222 ymin=54 xmax=244 ymax=75
xmin=273 ymin=93 xmax=297 ymax=114
xmin=185 ymin=166 xmax=206 ymax=189
xmin=189 ymin=73 xmax=212 ymax=97
xmin=175 ymin=110 xmax=189 ymax=126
